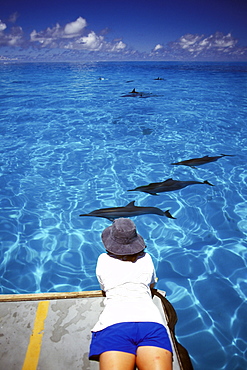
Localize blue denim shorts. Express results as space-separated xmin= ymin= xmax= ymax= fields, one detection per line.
xmin=89 ymin=322 xmax=172 ymax=361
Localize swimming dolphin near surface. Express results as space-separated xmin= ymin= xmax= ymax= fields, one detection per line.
xmin=79 ymin=201 xmax=175 ymax=221
xmin=121 ymin=88 xmax=143 ymax=97
xmin=171 ymin=154 xmax=234 ymax=169
xmin=130 ymin=88 xmax=139 ymax=94
xmin=121 ymin=88 xmax=154 ymax=98
xmin=128 ymin=178 xmax=214 ymax=195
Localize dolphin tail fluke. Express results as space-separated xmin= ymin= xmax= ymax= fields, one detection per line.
xmin=164 ymin=210 xmax=176 ymax=219
xmin=220 ymin=154 xmax=235 ymax=157
xmin=203 ymin=180 xmax=214 ymax=186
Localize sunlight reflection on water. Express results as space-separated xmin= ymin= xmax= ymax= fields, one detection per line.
xmin=0 ymin=61 xmax=247 ymax=369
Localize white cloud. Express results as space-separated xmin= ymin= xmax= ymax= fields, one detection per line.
xmin=30 ymin=24 xmax=62 ymax=47
xmin=0 ymin=20 xmax=7 ymax=32
xmin=8 ymin=34 xmax=23 ymax=46
xmin=28 ymin=16 xmax=129 ymax=55
xmin=76 ymin=31 xmax=103 ymax=50
xmin=0 ymin=25 xmax=24 ymax=47
xmin=153 ymin=44 xmax=164 ymax=51
xmin=64 ymin=17 xmax=87 ymax=36
xmin=204 ymin=32 xmax=237 ymax=48
xmin=178 ymin=34 xmax=203 ymax=50
xmin=30 ymin=17 xmax=87 ymax=47
xmin=111 ymin=40 xmax=126 ymax=51
xmin=1 ymin=14 xmax=246 ymax=62
xmin=151 ymin=32 xmax=246 ymax=60
xmin=173 ymin=32 xmax=238 ymax=55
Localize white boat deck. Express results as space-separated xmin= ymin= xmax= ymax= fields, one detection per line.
xmin=0 ymin=290 xmax=191 ymax=369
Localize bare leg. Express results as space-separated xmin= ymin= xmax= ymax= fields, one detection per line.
xmin=136 ymin=346 xmax=172 ymax=370
xmin=99 ymin=351 xmax=136 ymax=370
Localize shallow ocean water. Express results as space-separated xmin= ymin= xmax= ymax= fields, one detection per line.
xmin=0 ymin=61 xmax=247 ymax=369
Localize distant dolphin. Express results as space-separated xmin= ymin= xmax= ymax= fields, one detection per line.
xmin=128 ymin=178 xmax=214 ymax=195
xmin=171 ymin=154 xmax=234 ymax=168
xmin=79 ymin=201 xmax=175 ymax=221
xmin=121 ymin=88 xmax=154 ymax=98
xmin=121 ymin=88 xmax=143 ymax=97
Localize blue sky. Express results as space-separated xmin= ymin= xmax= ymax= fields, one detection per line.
xmin=1 ymin=0 xmax=247 ymax=62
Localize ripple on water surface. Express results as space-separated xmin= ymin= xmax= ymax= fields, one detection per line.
xmin=0 ymin=62 xmax=247 ymax=370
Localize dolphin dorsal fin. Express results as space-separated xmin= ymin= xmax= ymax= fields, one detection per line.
xmin=126 ymin=201 xmax=135 ymax=207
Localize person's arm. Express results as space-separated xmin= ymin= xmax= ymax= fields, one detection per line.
xmin=96 ymin=254 xmax=106 ymax=293
xmin=150 ymin=262 xmax=158 ymax=287
xmin=148 ymin=254 xmax=158 ymax=294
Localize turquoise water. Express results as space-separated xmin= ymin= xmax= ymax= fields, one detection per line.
xmin=0 ymin=61 xmax=246 ymax=369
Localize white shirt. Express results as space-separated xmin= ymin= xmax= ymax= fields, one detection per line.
xmin=91 ymin=253 xmax=165 ymax=332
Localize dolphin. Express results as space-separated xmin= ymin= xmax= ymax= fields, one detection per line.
xmin=130 ymin=88 xmax=139 ymax=94
xmin=171 ymin=154 xmax=234 ymax=169
xmin=79 ymin=201 xmax=175 ymax=221
xmin=121 ymin=88 xmax=143 ymax=97
xmin=121 ymin=88 xmax=154 ymax=98
xmin=128 ymin=178 xmax=214 ymax=195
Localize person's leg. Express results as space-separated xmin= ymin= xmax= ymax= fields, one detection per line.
xmin=136 ymin=346 xmax=172 ymax=370
xmin=99 ymin=351 xmax=136 ymax=370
